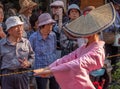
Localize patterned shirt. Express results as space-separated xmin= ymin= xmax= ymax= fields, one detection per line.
xmin=29 ymin=30 xmax=57 ymax=69
xmin=0 ymin=38 xmax=34 ymax=69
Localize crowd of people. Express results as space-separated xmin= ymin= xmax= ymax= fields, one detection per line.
xmin=0 ymin=0 xmax=120 ymax=89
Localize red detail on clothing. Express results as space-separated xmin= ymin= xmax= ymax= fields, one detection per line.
xmin=93 ymin=81 xmax=102 ymax=89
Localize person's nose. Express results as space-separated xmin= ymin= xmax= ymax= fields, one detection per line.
xmin=17 ymin=25 xmax=23 ymax=32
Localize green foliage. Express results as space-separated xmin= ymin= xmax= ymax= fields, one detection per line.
xmin=108 ymin=61 xmax=120 ymax=89
xmin=112 ymin=62 xmax=120 ymax=82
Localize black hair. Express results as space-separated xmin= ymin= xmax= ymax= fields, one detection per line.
xmin=68 ymin=9 xmax=81 ymax=16
xmin=30 ymin=13 xmax=39 ymax=29
xmin=39 ymin=25 xmax=45 ymax=29
xmin=0 ymin=3 xmax=3 ymax=9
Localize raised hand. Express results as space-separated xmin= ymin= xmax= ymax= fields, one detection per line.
xmin=0 ymin=27 xmax=6 ymax=38
xmin=19 ymin=57 xmax=31 ymax=68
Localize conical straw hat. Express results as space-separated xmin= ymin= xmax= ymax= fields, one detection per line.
xmin=63 ymin=3 xmax=116 ymax=37
xmin=19 ymin=0 xmax=37 ymax=13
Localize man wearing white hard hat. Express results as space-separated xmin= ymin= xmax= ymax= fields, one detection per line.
xmin=0 ymin=16 xmax=34 ymax=89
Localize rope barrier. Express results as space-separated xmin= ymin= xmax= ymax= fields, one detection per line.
xmin=0 ymin=54 xmax=120 ymax=77
xmin=106 ymin=54 xmax=120 ymax=58
xmin=0 ymin=69 xmax=33 ymax=77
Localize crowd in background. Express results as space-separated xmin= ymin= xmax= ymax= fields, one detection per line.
xmin=0 ymin=0 xmax=120 ymax=89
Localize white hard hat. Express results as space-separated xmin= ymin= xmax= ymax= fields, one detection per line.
xmin=5 ymin=16 xmax=23 ymax=31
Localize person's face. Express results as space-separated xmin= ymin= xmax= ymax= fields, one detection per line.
xmin=33 ymin=20 xmax=38 ymax=31
xmin=40 ymin=23 xmax=53 ymax=35
xmin=0 ymin=8 xmax=4 ymax=23
xmin=24 ymin=7 xmax=33 ymax=17
xmin=51 ymin=6 xmax=62 ymax=15
xmin=8 ymin=25 xmax=23 ymax=38
xmin=68 ymin=9 xmax=80 ymax=20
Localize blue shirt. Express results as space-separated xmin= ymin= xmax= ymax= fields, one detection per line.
xmin=0 ymin=38 xmax=35 ymax=69
xmin=29 ymin=30 xmax=57 ymax=69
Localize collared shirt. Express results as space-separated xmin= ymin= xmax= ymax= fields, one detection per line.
xmin=49 ymin=41 xmax=105 ymax=89
xmin=29 ymin=30 xmax=57 ymax=69
xmin=0 ymin=38 xmax=34 ymax=69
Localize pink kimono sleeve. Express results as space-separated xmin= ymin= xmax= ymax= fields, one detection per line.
xmin=49 ymin=41 xmax=105 ymax=89
xmin=50 ymin=46 xmax=105 ymax=73
xmin=49 ymin=46 xmax=83 ymax=68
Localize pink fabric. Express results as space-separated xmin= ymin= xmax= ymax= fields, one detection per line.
xmin=49 ymin=41 xmax=105 ymax=89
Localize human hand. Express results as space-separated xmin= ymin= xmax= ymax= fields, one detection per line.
xmin=56 ymin=8 xmax=63 ymax=16
xmin=33 ymin=68 xmax=52 ymax=77
xmin=19 ymin=58 xmax=31 ymax=68
xmin=0 ymin=27 xmax=6 ymax=38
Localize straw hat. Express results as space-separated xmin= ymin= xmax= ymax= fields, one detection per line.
xmin=19 ymin=0 xmax=37 ymax=13
xmin=63 ymin=3 xmax=116 ymax=38
xmin=5 ymin=16 xmax=23 ymax=31
xmin=38 ymin=13 xmax=55 ymax=27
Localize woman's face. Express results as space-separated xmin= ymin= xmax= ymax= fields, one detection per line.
xmin=68 ymin=9 xmax=80 ymax=20
xmin=24 ymin=7 xmax=33 ymax=17
xmin=51 ymin=6 xmax=63 ymax=15
xmin=0 ymin=8 xmax=4 ymax=23
xmin=40 ymin=23 xmax=53 ymax=35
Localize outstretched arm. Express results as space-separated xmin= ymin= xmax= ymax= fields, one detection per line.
xmin=33 ymin=67 xmax=52 ymax=77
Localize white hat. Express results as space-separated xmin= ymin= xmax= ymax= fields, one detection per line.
xmin=68 ymin=4 xmax=81 ymax=14
xmin=5 ymin=16 xmax=23 ymax=31
xmin=63 ymin=3 xmax=116 ymax=38
xmin=50 ymin=1 xmax=64 ymax=8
